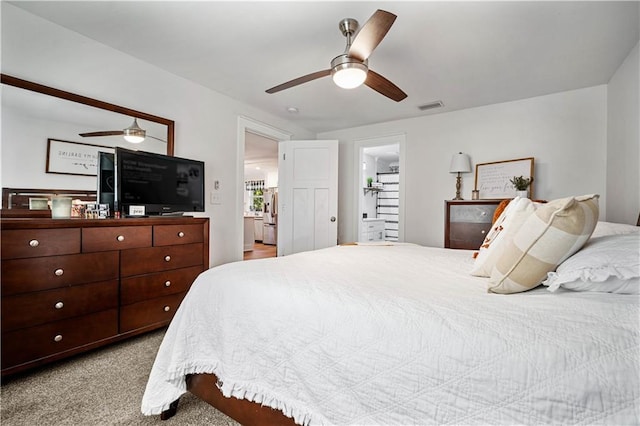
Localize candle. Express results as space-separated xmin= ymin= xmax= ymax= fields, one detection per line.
xmin=51 ymin=197 xmax=72 ymax=219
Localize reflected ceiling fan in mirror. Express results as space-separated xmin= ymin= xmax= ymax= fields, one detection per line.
xmin=79 ymin=118 xmax=166 ymax=143
xmin=266 ymin=9 xmax=407 ymax=102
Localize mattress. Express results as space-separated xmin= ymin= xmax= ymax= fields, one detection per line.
xmin=141 ymin=242 xmax=639 ymax=425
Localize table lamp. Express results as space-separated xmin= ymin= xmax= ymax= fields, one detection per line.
xmin=449 ymin=152 xmax=471 ymax=200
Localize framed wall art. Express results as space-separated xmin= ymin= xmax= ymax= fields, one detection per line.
xmin=46 ymin=139 xmax=114 ymax=176
xmin=474 ymin=157 xmax=534 ymax=199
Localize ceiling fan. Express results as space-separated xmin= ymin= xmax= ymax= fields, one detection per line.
xmin=265 ymin=9 xmax=407 ymax=102
xmin=79 ymin=118 xmax=166 ymax=143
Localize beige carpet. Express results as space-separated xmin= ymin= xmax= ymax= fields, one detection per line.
xmin=0 ymin=329 xmax=240 ymax=425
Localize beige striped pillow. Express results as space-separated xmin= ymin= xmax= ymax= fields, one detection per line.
xmin=488 ymin=194 xmax=599 ymax=294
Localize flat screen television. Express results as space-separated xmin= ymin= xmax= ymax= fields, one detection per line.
xmin=113 ymin=147 xmax=205 ymax=216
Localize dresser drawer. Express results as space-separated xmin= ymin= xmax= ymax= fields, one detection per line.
xmin=121 ymin=266 xmax=202 ymax=305
xmin=82 ymin=226 xmax=152 ymax=252
xmin=154 ymin=224 xmax=204 ymax=246
xmin=1 ymin=228 xmax=80 ymax=260
xmin=120 ymin=292 xmax=186 ymax=332
xmin=1 ymin=251 xmax=119 ymax=296
xmin=1 ymin=309 xmax=118 ymax=370
xmin=1 ymin=280 xmax=118 ymax=333
xmin=120 ymin=243 xmax=203 ymax=277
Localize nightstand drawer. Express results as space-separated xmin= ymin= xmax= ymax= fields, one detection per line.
xmin=154 ymin=224 xmax=204 ymax=246
xmin=1 ymin=309 xmax=118 ymax=370
xmin=120 ymin=243 xmax=203 ymax=277
xmin=449 ymin=204 xmax=495 ymax=223
xmin=1 ymin=228 xmax=80 ymax=260
xmin=120 ymin=292 xmax=186 ymax=332
xmin=449 ymin=223 xmax=492 ymax=250
xmin=1 ymin=280 xmax=118 ymax=332
xmin=1 ymin=252 xmax=119 ymax=295
xmin=82 ymin=226 xmax=152 ymax=252
xmin=120 ymin=266 xmax=202 ymax=305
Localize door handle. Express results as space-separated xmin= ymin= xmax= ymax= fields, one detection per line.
xmin=330 ymin=216 xmax=336 ymax=222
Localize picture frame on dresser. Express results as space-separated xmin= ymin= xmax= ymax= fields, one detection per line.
xmin=474 ymin=157 xmax=534 ymax=199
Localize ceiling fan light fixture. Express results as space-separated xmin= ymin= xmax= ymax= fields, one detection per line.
xmin=123 ymin=118 xmax=146 ymax=143
xmin=331 ymin=55 xmax=368 ymax=89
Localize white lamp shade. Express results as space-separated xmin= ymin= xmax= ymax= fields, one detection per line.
xmin=449 ymin=152 xmax=471 ymax=173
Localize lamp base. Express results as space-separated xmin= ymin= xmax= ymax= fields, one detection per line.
xmin=453 ymin=174 xmax=463 ymax=200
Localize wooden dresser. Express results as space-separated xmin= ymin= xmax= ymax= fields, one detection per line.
xmin=1 ymin=216 xmax=209 ymax=376
xmin=444 ymin=200 xmax=500 ymax=249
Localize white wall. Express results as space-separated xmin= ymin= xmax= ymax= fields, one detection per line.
xmin=0 ymin=4 xmax=314 ymax=267
xmin=320 ymin=86 xmax=609 ymax=247
xmin=607 ymin=42 xmax=640 ymax=225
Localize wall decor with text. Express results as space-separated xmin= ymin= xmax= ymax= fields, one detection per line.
xmin=474 ymin=157 xmax=534 ymax=199
xmin=46 ymin=139 xmax=114 ymax=176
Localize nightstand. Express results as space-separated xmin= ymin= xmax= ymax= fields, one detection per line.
xmin=444 ymin=200 xmax=500 ymax=249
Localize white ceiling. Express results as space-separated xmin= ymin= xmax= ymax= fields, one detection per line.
xmin=10 ymin=1 xmax=639 ymax=135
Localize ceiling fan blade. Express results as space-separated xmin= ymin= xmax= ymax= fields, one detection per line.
xmin=79 ymin=130 xmax=124 ymax=137
xmin=266 ymin=69 xmax=331 ymax=94
xmin=365 ymin=70 xmax=407 ymax=102
xmin=147 ymin=135 xmax=167 ymax=143
xmin=348 ymin=10 xmax=397 ymax=62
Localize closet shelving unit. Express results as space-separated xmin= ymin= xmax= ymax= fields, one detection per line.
xmin=375 ymin=171 xmax=399 ymax=241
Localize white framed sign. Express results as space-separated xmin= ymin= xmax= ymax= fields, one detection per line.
xmin=474 ymin=157 xmax=534 ymax=199
xmin=46 ymin=139 xmax=114 ymax=176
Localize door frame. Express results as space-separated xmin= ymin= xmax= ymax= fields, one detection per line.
xmin=353 ymin=133 xmax=406 ymax=242
xmin=236 ymin=116 xmax=291 ymax=260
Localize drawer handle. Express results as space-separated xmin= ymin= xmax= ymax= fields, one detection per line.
xmin=164 ymin=255 xmax=171 ymax=262
xmin=54 ymin=301 xmax=64 ymax=309
xmin=177 ymin=231 xmax=185 ymax=238
xmin=54 ymin=268 xmax=64 ymax=277
xmin=29 ymin=239 xmax=40 ymax=247
xmin=163 ymin=306 xmax=171 ymax=312
xmin=54 ymin=334 xmax=63 ymax=342
xmin=481 ymin=230 xmax=486 ymax=234
xmin=117 ymin=235 xmax=125 ymax=242
xmin=165 ymin=280 xmax=171 ymax=287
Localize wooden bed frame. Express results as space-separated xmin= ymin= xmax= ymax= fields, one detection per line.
xmin=161 ymin=373 xmax=296 ymax=425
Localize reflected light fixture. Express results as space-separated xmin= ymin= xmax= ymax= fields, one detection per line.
xmin=123 ymin=118 xmax=146 ymax=143
xmin=331 ymin=55 xmax=368 ymax=89
xmin=449 ymin=152 xmax=472 ymax=200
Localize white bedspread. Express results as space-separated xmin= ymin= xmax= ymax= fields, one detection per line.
xmin=142 ymin=243 xmax=639 ymax=425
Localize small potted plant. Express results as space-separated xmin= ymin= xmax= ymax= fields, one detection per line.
xmin=510 ymin=175 xmax=533 ymax=198
xmin=366 ymin=177 xmax=373 ymax=187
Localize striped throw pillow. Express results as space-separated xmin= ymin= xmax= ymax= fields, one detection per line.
xmin=488 ymin=194 xmax=599 ymax=294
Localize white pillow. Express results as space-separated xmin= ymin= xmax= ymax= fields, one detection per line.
xmin=470 ymin=197 xmax=538 ymax=277
xmin=544 ymin=233 xmax=640 ymax=294
xmin=590 ymin=221 xmax=640 ymax=238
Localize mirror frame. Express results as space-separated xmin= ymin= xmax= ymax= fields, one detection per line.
xmin=1 ymin=73 xmax=175 ymax=156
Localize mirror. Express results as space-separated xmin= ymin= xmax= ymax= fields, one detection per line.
xmin=1 ymin=74 xmax=174 ymax=156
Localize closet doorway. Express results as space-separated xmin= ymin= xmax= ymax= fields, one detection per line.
xmin=355 ymin=134 xmax=405 ymax=243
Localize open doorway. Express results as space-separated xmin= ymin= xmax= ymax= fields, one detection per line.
xmin=355 ymin=134 xmax=405 ymax=243
xmin=243 ymin=131 xmax=278 ymax=260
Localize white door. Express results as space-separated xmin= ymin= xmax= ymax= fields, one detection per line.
xmin=278 ymin=140 xmax=339 ymax=256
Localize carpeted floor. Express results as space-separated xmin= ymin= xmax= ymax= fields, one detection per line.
xmin=0 ymin=329 xmax=240 ymax=425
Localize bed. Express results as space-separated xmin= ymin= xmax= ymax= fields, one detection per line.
xmin=141 ymin=195 xmax=639 ymax=425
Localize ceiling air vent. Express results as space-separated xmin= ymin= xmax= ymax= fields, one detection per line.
xmin=418 ymin=101 xmax=444 ymax=111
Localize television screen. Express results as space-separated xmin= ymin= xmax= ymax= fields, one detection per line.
xmin=115 ymin=147 xmax=205 ymax=216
